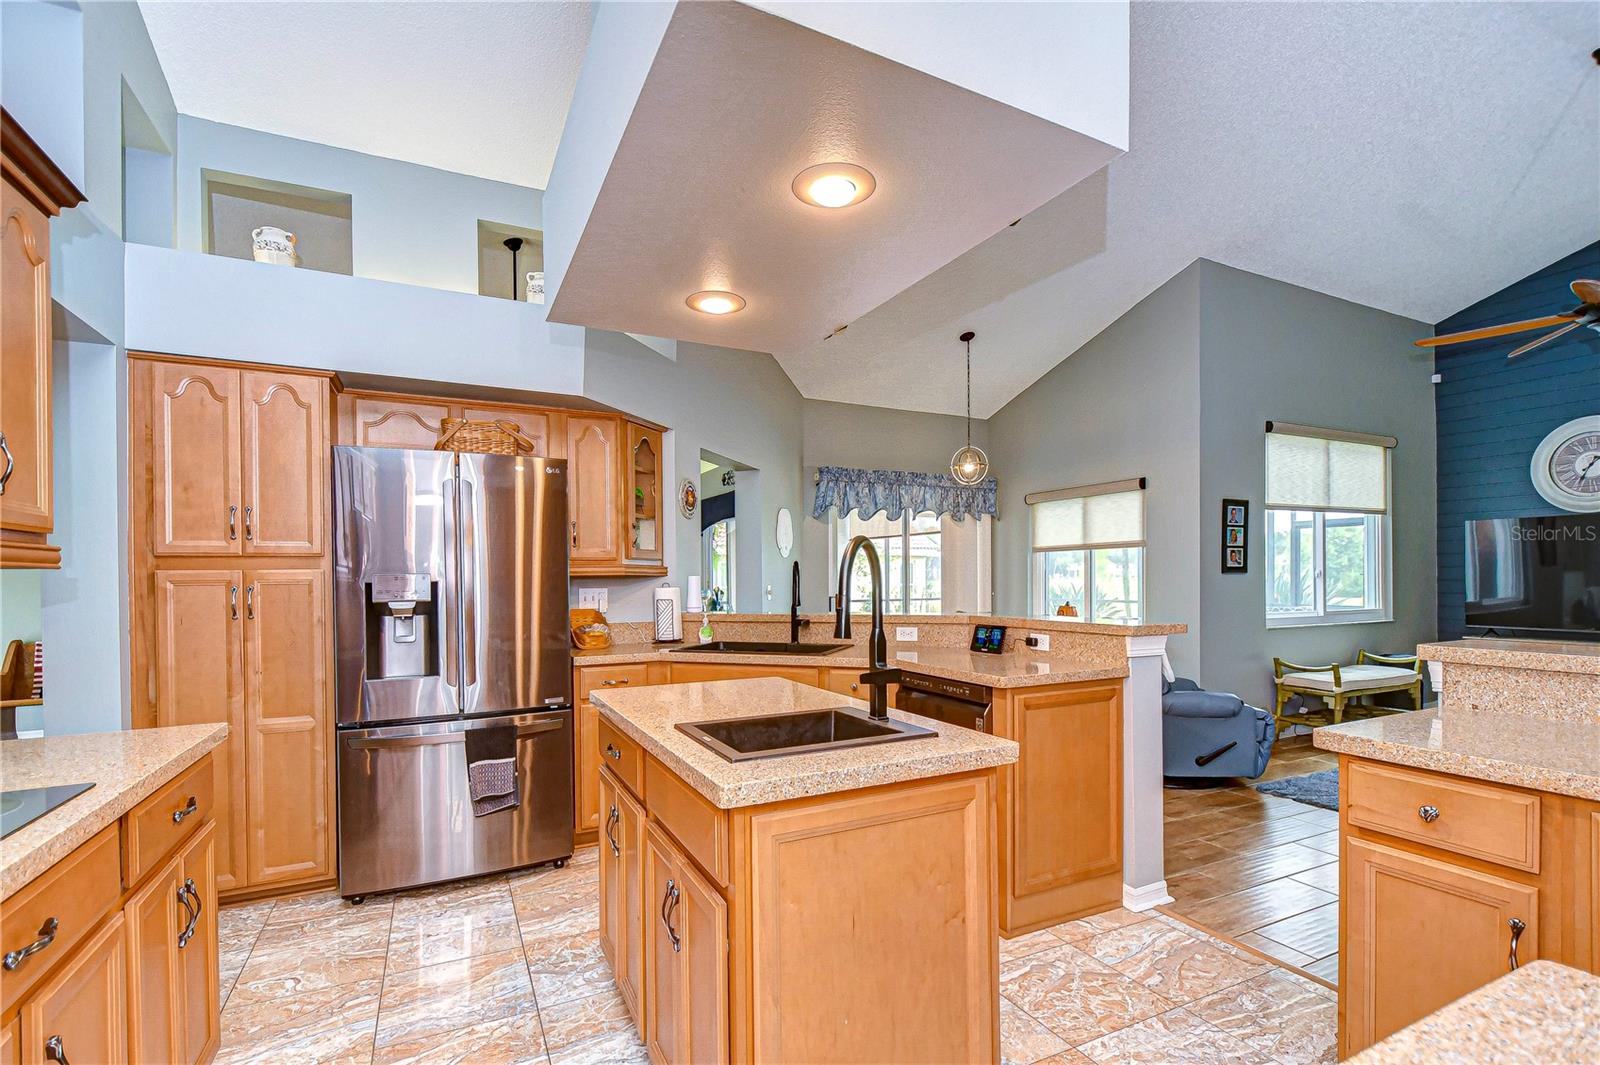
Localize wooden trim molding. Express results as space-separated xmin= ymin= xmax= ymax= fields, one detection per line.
xmin=0 ymin=533 xmax=61 ymax=569
xmin=1 ymin=108 xmax=84 ymax=215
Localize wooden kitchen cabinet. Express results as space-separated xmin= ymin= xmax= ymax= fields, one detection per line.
xmin=18 ymin=912 xmax=127 ymax=1065
xmin=599 ymin=767 xmax=647 ymax=1025
xmin=644 ymin=820 xmax=728 ymax=1065
xmin=241 ymin=371 xmax=328 ymax=555
xmin=625 ymin=422 xmax=663 ymax=564
xmin=566 ymin=414 xmax=623 ymax=567
xmin=124 ymin=851 xmax=183 ymax=1064
xmin=337 ymin=391 xmax=450 ymax=449
xmin=461 ymin=405 xmax=562 ymax=457
xmin=0 ymin=109 xmax=82 ymax=571
xmin=175 ymin=822 xmax=220 ymax=1065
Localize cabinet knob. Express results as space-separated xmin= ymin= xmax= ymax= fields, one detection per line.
xmin=1418 ymin=805 xmax=1440 ymax=823
xmin=44 ymin=1035 xmax=69 ymax=1065
xmin=605 ymin=743 xmax=622 ymax=761
xmin=172 ymin=796 xmax=199 ymax=824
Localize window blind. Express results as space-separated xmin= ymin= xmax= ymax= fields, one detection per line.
xmin=1265 ymin=422 xmax=1393 ymax=513
xmin=1026 ymin=478 xmax=1145 ymax=552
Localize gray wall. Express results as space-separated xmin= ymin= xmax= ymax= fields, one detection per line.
xmin=988 ymin=264 xmax=1204 ymax=675
xmin=1195 ymin=261 xmax=1437 ymax=706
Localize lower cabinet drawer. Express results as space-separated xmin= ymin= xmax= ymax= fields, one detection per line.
xmin=644 ymin=756 xmax=728 ymax=886
xmin=125 ymin=755 xmax=215 ymax=885
xmin=0 ymin=823 xmax=122 ymax=1016
xmin=597 ymin=716 xmax=645 ymax=797
xmin=1346 ymin=760 xmax=1540 ymax=872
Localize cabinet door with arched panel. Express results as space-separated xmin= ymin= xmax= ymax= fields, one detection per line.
xmin=626 ymin=423 xmax=663 ymax=564
xmin=148 ymin=363 xmax=243 ymax=556
xmin=241 ymin=371 xmax=329 ymax=555
xmin=566 ymin=415 xmax=622 ymax=565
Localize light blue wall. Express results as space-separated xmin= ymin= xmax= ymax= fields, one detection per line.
xmin=1 ymin=0 xmax=85 ymax=191
xmin=175 ymin=116 xmax=542 ymax=294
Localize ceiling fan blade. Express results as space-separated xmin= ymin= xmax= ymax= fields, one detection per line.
xmin=1571 ymin=279 xmax=1600 ymax=304
xmin=1506 ymin=320 xmax=1583 ymax=360
xmin=1414 ymin=313 xmax=1576 ymax=348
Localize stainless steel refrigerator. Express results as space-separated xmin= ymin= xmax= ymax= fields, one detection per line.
xmin=331 ymin=445 xmax=573 ymax=899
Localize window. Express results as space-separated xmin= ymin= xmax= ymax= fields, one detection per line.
xmin=836 ymin=511 xmax=942 ymax=614
xmin=1264 ymin=422 xmax=1394 ymax=627
xmin=702 ymin=518 xmax=734 ymax=612
xmin=1027 ymin=479 xmax=1146 ymax=623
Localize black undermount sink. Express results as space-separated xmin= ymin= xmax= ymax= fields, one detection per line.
xmin=668 ymin=640 xmax=852 ymax=656
xmin=676 ymin=707 xmax=935 ymax=762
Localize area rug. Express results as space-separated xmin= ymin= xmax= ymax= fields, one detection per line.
xmin=1254 ymin=768 xmax=1339 ymax=811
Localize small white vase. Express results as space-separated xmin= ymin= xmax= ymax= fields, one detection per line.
xmin=252 ymin=226 xmax=298 ymax=267
xmin=526 ymin=271 xmax=545 ymax=304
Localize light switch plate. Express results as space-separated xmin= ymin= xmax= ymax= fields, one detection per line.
xmin=1029 ymin=632 xmax=1051 ymax=651
xmin=578 ymin=588 xmax=608 ymax=612
xmin=895 ymin=626 xmax=918 ymax=642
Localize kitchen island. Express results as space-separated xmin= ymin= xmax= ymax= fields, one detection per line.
xmin=0 ymin=724 xmax=227 ymax=1065
xmin=590 ymin=677 xmax=1018 ymax=1064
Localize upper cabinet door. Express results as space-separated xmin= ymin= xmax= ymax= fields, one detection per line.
xmin=241 ymin=371 xmax=328 ymax=556
xmin=566 ymin=415 xmax=622 ymax=564
xmin=150 ymin=363 xmax=243 ymax=556
xmin=0 ymin=177 xmax=53 ymax=536
xmin=338 ymin=393 xmax=450 ymax=449
xmin=625 ymin=423 xmax=663 ymax=564
xmin=462 ymin=407 xmax=563 ymax=458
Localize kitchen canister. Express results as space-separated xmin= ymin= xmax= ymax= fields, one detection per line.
xmin=252 ymin=226 xmax=299 ymax=267
xmin=526 ymin=271 xmax=545 ymax=304
xmin=653 ymin=583 xmax=683 ymax=643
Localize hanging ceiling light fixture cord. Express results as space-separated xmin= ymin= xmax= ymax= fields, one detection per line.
xmin=950 ymin=330 xmax=990 ymax=486
xmin=504 ymin=236 xmax=524 ymax=301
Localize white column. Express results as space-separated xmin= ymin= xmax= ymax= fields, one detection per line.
xmin=1121 ymin=634 xmax=1172 ymax=910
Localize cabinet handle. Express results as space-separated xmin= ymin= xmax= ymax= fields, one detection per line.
xmin=172 ymin=795 xmax=199 ymax=824
xmin=602 ymin=678 xmax=631 ymax=687
xmin=605 ymin=743 xmax=622 ymax=761
xmin=3 ymin=917 xmax=58 ymax=970
xmin=246 ymin=584 xmax=255 ymax=620
xmin=43 ymin=1035 xmax=69 ymax=1065
xmin=1508 ymin=917 xmax=1525 ymax=971
xmin=243 ymin=505 xmax=253 ymax=541
xmin=228 ymin=505 xmax=238 ymax=540
xmin=571 ymin=520 xmax=578 ymax=548
xmin=0 ymin=431 xmax=12 ymax=495
xmin=178 ymin=879 xmax=203 ymax=948
xmin=176 ymin=882 xmax=197 ymax=948
xmin=605 ymin=805 xmax=620 ymax=857
xmin=1418 ymin=805 xmax=1440 ymax=823
xmin=230 ymin=585 xmax=239 ymax=621
xmin=661 ymin=879 xmax=681 ymax=953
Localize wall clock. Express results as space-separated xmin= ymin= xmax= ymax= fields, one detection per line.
xmin=1530 ymin=415 xmax=1600 ymax=512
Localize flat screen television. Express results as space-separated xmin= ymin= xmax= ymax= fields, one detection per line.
xmin=1464 ymin=515 xmax=1600 ymax=641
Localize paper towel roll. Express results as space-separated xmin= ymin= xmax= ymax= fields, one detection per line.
xmin=687 ymin=575 xmax=703 ymax=611
xmin=654 ymin=585 xmax=683 ymax=642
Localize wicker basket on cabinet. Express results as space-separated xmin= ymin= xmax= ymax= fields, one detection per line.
xmin=434 ymin=418 xmax=536 ymax=456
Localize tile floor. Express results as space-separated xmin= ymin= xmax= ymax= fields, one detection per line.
xmin=1162 ymin=736 xmax=1341 ymax=985
xmin=217 ymin=843 xmax=1337 ymax=1064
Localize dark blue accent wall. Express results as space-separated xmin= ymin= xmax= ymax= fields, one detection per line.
xmin=1435 ymin=241 xmax=1600 ymax=639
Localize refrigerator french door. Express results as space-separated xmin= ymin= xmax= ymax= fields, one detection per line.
xmin=331 ymin=445 xmax=573 ymax=898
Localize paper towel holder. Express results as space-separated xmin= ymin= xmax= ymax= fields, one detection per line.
xmin=653 ymin=581 xmax=685 ymax=644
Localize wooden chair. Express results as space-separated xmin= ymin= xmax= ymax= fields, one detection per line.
xmin=1272 ymin=650 xmax=1422 ymax=727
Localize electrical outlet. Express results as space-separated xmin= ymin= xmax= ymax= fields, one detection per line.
xmin=577 ymin=588 xmax=608 ymax=612
xmin=1028 ymin=632 xmax=1051 ymax=651
xmin=895 ymin=626 xmax=918 ymax=642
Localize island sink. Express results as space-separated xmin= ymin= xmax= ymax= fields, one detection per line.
xmin=676 ymin=706 xmax=935 ymax=761
xmin=668 ymin=640 xmax=851 ymax=656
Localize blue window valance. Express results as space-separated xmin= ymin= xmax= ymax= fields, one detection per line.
xmin=811 ymin=466 xmax=997 ymax=522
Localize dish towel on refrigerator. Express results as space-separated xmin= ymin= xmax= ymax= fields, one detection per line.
xmin=464 ymin=725 xmax=520 ymax=817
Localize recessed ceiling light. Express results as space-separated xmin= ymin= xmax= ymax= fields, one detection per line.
xmin=792 ymin=162 xmax=876 ymax=209
xmin=686 ymin=290 xmax=746 ymax=315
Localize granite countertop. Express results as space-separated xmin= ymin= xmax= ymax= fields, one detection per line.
xmin=675 ymin=611 xmax=1186 ymax=638
xmin=1417 ymin=638 xmax=1600 ymax=675
xmin=1 ymin=724 xmax=229 ymax=900
xmin=1348 ymin=960 xmax=1599 ymax=1064
xmin=590 ymin=677 xmax=1018 ymax=809
xmin=574 ymin=643 xmax=1128 ymax=689
xmin=1313 ymin=705 xmax=1599 ymax=800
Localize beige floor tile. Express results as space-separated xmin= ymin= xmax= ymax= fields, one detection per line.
xmin=391 ymin=874 xmax=511 ymax=919
xmin=370 ymin=1011 xmax=547 ymax=1064
xmin=1032 ymin=1053 xmax=1094 ymax=1064
xmin=1048 ymin=908 xmax=1152 ymax=943
xmin=1251 ymin=902 xmax=1338 ymax=960
xmin=1076 ymin=1006 xmax=1277 ymax=1065
xmin=219 ymin=898 xmax=276 ymax=951
xmin=231 ymin=909 xmax=391 ymax=1004
xmin=524 ymin=926 xmax=615 ymax=1008
xmin=999 ymin=944 xmax=1176 ymax=1047
xmin=1001 ymin=995 xmax=1071 ymax=1064
xmin=386 ymin=896 xmax=523 ymax=973
xmin=538 ymin=985 xmax=637 ymax=1054
xmin=219 ymin=946 xmax=251 ymax=1008
xmin=266 ymin=888 xmax=392 ymax=926
xmin=1002 ymin=929 xmax=1069 ymax=962
xmin=216 ymin=978 xmax=381 ymax=1065
xmin=375 ymin=948 xmax=537 ymax=1053
xmin=546 ymin=1028 xmax=649 ymax=1065
xmin=1187 ymin=970 xmax=1338 ymax=1064
xmin=511 ymin=870 xmax=599 ymax=925
xmin=1078 ymin=921 xmax=1269 ymax=1004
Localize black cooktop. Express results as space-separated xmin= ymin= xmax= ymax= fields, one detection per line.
xmin=0 ymin=782 xmax=95 ymax=840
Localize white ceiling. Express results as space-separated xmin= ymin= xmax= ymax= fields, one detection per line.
xmin=781 ymin=1 xmax=1600 ymax=417
xmin=549 ymin=0 xmax=1119 ymax=354
xmin=138 ymin=1 xmax=592 ymax=189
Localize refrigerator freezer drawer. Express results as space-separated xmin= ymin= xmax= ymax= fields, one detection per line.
xmin=336 ymin=709 xmax=575 ymax=898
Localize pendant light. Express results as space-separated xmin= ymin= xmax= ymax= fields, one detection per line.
xmin=950 ymin=330 xmax=989 ymax=486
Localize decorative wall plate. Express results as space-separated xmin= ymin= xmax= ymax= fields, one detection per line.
xmin=679 ymin=478 xmax=699 ymax=518
xmin=775 ymin=507 xmax=794 ymax=558
xmin=1530 ymin=415 xmax=1600 ymax=512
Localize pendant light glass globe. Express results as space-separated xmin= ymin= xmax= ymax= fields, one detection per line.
xmin=949 ymin=330 xmax=990 ymax=486
xmin=950 ymin=444 xmax=989 ymax=486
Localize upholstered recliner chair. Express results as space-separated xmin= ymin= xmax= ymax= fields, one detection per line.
xmin=1162 ymin=677 xmax=1276 ymax=779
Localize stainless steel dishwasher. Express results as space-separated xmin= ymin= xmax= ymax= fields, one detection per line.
xmin=894 ymin=673 xmax=994 ymax=732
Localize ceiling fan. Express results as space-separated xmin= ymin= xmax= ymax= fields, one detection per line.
xmin=1415 ymin=279 xmax=1600 ymax=360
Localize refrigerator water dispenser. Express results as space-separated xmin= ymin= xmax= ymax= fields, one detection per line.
xmin=367 ymin=573 xmax=436 ymax=679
